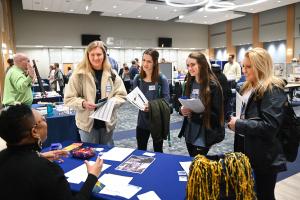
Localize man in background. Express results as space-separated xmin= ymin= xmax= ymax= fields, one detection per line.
xmin=5 ymin=58 xmax=14 ymax=74
xmin=104 ymin=44 xmax=119 ymax=72
xmin=223 ymin=54 xmax=241 ymax=88
xmin=2 ymin=53 xmax=35 ymax=106
xmin=53 ymin=63 xmax=65 ymax=97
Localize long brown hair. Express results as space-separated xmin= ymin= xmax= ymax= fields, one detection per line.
xmin=184 ymin=52 xmax=224 ymax=128
xmin=140 ymin=48 xmax=159 ymax=82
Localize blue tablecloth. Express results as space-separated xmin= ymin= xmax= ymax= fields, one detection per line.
xmin=49 ymin=142 xmax=192 ymax=200
xmin=32 ymin=104 xmax=79 ymax=147
xmin=33 ymin=96 xmax=63 ymax=104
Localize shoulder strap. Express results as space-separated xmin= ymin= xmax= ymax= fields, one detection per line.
xmin=110 ymin=69 xmax=116 ymax=83
xmin=136 ymin=74 xmax=141 ymax=87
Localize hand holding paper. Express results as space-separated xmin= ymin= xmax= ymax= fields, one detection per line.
xmin=126 ymin=87 xmax=148 ymax=111
xmin=178 ymin=98 xmax=205 ymax=113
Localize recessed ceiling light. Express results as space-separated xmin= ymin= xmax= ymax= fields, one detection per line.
xmin=44 ymin=7 xmax=48 ymax=10
xmin=113 ymin=5 xmax=117 ymax=9
xmin=179 ymin=15 xmax=184 ymax=19
xmin=173 ymin=9 xmax=177 ymax=12
xmin=85 ymin=5 xmax=89 ymax=10
xmin=118 ymin=13 xmax=122 ymax=16
xmin=198 ymin=8 xmax=204 ymax=12
xmin=204 ymin=15 xmax=207 ymax=18
xmin=155 ymin=16 xmax=159 ymax=19
xmin=190 ymin=20 xmax=193 ymax=22
xmin=137 ymin=15 xmax=141 ymax=18
xmin=70 ymin=9 xmax=74 ymax=12
xmin=250 ymin=8 xmax=254 ymax=11
xmin=154 ymin=6 xmax=158 ymax=10
xmin=277 ymin=0 xmax=281 ymax=3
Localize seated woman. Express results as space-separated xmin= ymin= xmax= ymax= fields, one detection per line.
xmin=0 ymin=104 xmax=103 ymax=200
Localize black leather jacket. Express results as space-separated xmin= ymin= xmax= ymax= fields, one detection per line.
xmin=235 ymin=86 xmax=287 ymax=172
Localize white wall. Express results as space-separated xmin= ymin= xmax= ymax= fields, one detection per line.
xmin=12 ymin=0 xmax=208 ymax=49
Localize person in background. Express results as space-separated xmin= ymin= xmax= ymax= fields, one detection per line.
xmin=135 ymin=58 xmax=141 ymax=71
xmin=228 ymin=48 xmax=287 ymax=200
xmin=129 ymin=60 xmax=139 ymax=81
xmin=178 ymin=52 xmax=224 ymax=157
xmin=64 ymin=41 xmax=127 ymax=145
xmin=5 ymin=58 xmax=14 ymax=74
xmin=122 ymin=66 xmax=131 ymax=93
xmin=104 ymin=44 xmax=119 ymax=72
xmin=65 ymin=66 xmax=73 ymax=84
xmin=54 ymin=63 xmax=65 ymax=97
xmin=211 ymin=63 xmax=232 ymax=121
xmin=160 ymin=58 xmax=166 ymax=63
xmin=133 ymin=48 xmax=170 ymax=153
xmin=223 ymin=54 xmax=241 ymax=88
xmin=0 ymin=104 xmax=103 ymax=200
xmin=2 ymin=53 xmax=35 ymax=106
xmin=48 ymin=65 xmax=56 ymax=91
xmin=118 ymin=63 xmax=126 ymax=77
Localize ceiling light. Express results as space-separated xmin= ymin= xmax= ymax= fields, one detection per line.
xmin=70 ymin=9 xmax=74 ymax=12
xmin=137 ymin=15 xmax=141 ymax=18
xmin=113 ymin=5 xmax=117 ymax=9
xmin=118 ymin=13 xmax=122 ymax=16
xmin=166 ymin=0 xmax=208 ymax=8
xmin=179 ymin=15 xmax=184 ymax=19
xmin=173 ymin=9 xmax=177 ymax=12
xmin=190 ymin=20 xmax=193 ymax=22
xmin=204 ymin=15 xmax=207 ymax=18
xmin=154 ymin=6 xmax=158 ymax=10
xmin=85 ymin=5 xmax=89 ymax=10
xmin=155 ymin=16 xmax=159 ymax=19
xmin=277 ymin=1 xmax=281 ymax=3
xmin=250 ymin=8 xmax=254 ymax=11
xmin=64 ymin=46 xmax=72 ymax=48
xmin=35 ymin=45 xmax=44 ymax=48
xmin=44 ymin=7 xmax=48 ymax=10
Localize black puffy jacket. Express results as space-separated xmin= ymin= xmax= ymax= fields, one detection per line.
xmin=235 ymin=86 xmax=287 ymax=172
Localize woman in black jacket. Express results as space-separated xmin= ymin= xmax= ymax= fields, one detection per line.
xmin=228 ymin=48 xmax=287 ymax=200
xmin=179 ymin=52 xmax=225 ymax=157
xmin=0 ymin=104 xmax=103 ymax=200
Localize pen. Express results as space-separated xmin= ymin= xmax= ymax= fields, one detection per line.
xmin=138 ymin=94 xmax=145 ymax=104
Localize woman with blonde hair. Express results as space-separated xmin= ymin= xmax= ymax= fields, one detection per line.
xmin=64 ymin=41 xmax=127 ymax=145
xmin=228 ymin=47 xmax=287 ymax=200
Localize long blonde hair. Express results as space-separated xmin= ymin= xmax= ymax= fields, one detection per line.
xmin=75 ymin=41 xmax=111 ymax=73
xmin=241 ymin=47 xmax=284 ymax=98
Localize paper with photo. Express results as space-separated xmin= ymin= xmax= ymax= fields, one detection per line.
xmin=65 ymin=162 xmax=110 ymax=184
xmin=126 ymin=87 xmax=148 ymax=110
xmin=116 ymin=155 xmax=155 ymax=174
xmin=100 ymin=147 xmax=135 ymax=161
xmin=137 ymin=191 xmax=161 ymax=200
xmin=90 ymin=98 xmax=116 ymax=122
xmin=178 ymin=98 xmax=204 ymax=113
xmin=236 ymin=91 xmax=242 ymax=119
xmin=179 ymin=161 xmax=192 ymax=175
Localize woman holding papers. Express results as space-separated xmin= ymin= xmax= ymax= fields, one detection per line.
xmin=0 ymin=104 xmax=103 ymax=200
xmin=178 ymin=52 xmax=224 ymax=157
xmin=227 ymin=48 xmax=287 ymax=200
xmin=133 ymin=48 xmax=170 ymax=152
xmin=64 ymin=41 xmax=127 ymax=145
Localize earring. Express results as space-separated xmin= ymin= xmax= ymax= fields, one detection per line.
xmin=37 ymin=137 xmax=42 ymax=150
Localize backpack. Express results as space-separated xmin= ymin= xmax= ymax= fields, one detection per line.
xmin=279 ymin=102 xmax=300 ymax=162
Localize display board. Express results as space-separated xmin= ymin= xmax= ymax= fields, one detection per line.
xmin=159 ymin=62 xmax=172 ymax=81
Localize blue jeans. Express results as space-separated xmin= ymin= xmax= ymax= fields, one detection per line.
xmin=79 ymin=127 xmax=114 ymax=146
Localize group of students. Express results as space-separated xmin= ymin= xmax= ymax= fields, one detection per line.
xmin=0 ymin=40 xmax=292 ymax=200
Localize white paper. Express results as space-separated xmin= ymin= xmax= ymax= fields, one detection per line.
xmin=126 ymin=87 xmax=148 ymax=110
xmin=99 ymin=173 xmax=133 ymax=186
xmin=90 ymin=98 xmax=116 ymax=122
xmin=65 ymin=162 xmax=110 ymax=184
xmin=95 ymin=148 xmax=104 ymax=152
xmin=100 ymin=147 xmax=134 ymax=161
xmin=178 ymin=98 xmax=205 ymax=113
xmin=236 ymin=91 xmax=242 ymax=119
xmin=179 ymin=161 xmax=192 ymax=175
xmin=143 ymin=152 xmax=156 ymax=157
xmin=100 ymin=184 xmax=142 ymax=199
xmin=179 ymin=176 xmax=187 ymax=182
xmin=137 ymin=191 xmax=161 ymax=200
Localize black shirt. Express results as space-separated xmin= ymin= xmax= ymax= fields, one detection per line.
xmin=0 ymin=143 xmax=98 ymax=200
xmin=93 ymin=69 xmax=106 ymax=129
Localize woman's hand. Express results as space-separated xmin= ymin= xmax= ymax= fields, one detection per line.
xmin=40 ymin=150 xmax=69 ymax=162
xmin=82 ymin=101 xmax=96 ymax=111
xmin=180 ymin=106 xmax=192 ymax=118
xmin=228 ymin=116 xmax=237 ymax=132
xmin=143 ymin=103 xmax=149 ymax=112
xmin=85 ymin=157 xmax=103 ymax=178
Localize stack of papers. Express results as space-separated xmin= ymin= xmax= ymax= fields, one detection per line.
xmin=99 ymin=173 xmax=141 ymax=199
xmin=90 ymin=98 xmax=116 ymax=122
xmin=179 ymin=161 xmax=192 ymax=175
xmin=126 ymin=87 xmax=148 ymax=110
xmin=100 ymin=147 xmax=135 ymax=162
xmin=178 ymin=98 xmax=204 ymax=113
xmin=65 ymin=161 xmax=111 ymax=184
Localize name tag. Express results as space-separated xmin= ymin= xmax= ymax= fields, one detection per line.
xmin=149 ymin=85 xmax=156 ymax=91
xmin=192 ymin=89 xmax=199 ymax=95
xmin=106 ymin=85 xmax=112 ymax=92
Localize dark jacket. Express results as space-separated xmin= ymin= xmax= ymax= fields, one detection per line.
xmin=0 ymin=144 xmax=97 ymax=200
xmin=149 ymin=98 xmax=170 ymax=143
xmin=178 ymin=80 xmax=225 ymax=147
xmin=212 ymin=67 xmax=232 ymax=103
xmin=235 ymin=86 xmax=287 ymax=173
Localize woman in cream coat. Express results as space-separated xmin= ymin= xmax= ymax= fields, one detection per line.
xmin=64 ymin=41 xmax=127 ymax=145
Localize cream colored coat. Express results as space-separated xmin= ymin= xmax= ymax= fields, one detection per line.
xmin=64 ymin=67 xmax=127 ymax=133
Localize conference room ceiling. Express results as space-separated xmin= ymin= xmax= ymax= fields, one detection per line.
xmin=22 ymin=0 xmax=300 ymax=25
